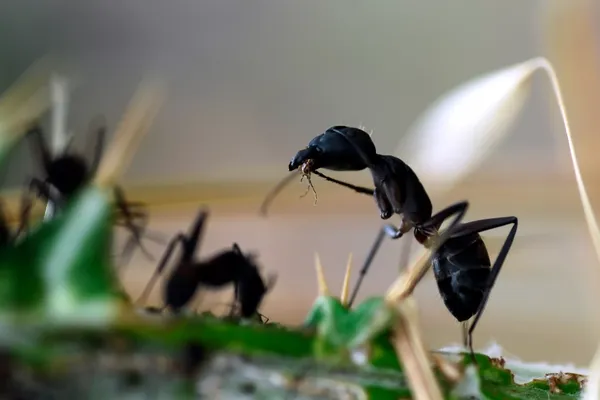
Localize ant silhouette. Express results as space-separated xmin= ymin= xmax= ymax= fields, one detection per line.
xmin=17 ymin=120 xmax=163 ymax=265
xmin=136 ymin=208 xmax=276 ymax=320
xmin=261 ymin=125 xmax=518 ymax=361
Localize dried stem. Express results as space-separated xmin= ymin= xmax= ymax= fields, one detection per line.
xmin=93 ymin=79 xmax=165 ymax=189
xmin=529 ymin=58 xmax=600 ymax=399
xmin=340 ymin=253 xmax=352 ymax=306
xmin=391 ymin=296 xmax=444 ymax=400
xmin=385 ymin=249 xmax=432 ymax=303
xmin=0 ymin=56 xmax=55 ymax=119
xmin=313 ymin=252 xmax=330 ymax=296
xmin=4 ymin=86 xmax=51 ymax=137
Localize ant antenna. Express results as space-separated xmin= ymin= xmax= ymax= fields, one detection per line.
xmin=259 ymin=170 xmax=300 ymax=216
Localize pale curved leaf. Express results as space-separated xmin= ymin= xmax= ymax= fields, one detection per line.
xmin=395 ymin=58 xmax=545 ymax=194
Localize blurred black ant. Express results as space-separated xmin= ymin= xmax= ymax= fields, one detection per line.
xmin=17 ymin=120 xmax=163 ymax=264
xmin=137 ymin=208 xmax=276 ymax=320
xmin=261 ymin=125 xmax=519 ymax=361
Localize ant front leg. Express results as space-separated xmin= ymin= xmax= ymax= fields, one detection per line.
xmin=114 ymin=208 xmax=169 ymax=267
xmin=181 ymin=209 xmax=209 ymax=261
xmin=112 ymin=186 xmax=156 ymax=263
xmin=115 ymin=202 xmax=168 ymax=245
xmin=136 ymin=232 xmax=187 ymax=306
xmin=26 ymin=125 xmax=53 ymax=174
xmin=452 ymin=216 xmax=518 ymax=363
xmin=87 ymin=117 xmax=106 ymax=177
xmin=15 ymin=178 xmax=60 ymax=239
xmin=347 ymin=201 xmax=469 ymax=308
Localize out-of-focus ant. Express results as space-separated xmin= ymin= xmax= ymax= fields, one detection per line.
xmin=261 ymin=125 xmax=519 ymax=360
xmin=137 ymin=208 xmax=276 ymax=320
xmin=17 ymin=120 xmax=164 ymax=264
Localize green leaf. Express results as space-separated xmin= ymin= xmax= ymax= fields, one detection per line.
xmin=304 ymin=296 xmax=393 ymax=348
xmin=0 ymin=186 xmax=122 ymax=327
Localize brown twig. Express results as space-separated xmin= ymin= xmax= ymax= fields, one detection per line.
xmin=390 ymin=296 xmax=444 ymax=400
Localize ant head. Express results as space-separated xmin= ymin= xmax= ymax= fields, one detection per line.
xmin=288 ymin=125 xmax=376 ymax=173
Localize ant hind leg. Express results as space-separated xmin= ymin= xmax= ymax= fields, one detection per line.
xmin=456 ymin=216 xmax=518 ymax=365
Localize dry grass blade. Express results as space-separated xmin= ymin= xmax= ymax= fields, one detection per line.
xmin=0 ymin=57 xmax=56 ymax=146
xmin=93 ymin=79 xmax=166 ymax=188
xmin=313 ymin=252 xmax=330 ymax=296
xmin=396 ymin=58 xmax=536 ymax=194
xmin=431 ymin=353 xmax=462 ymax=384
xmin=391 ymin=296 xmax=444 ymax=400
xmin=541 ymin=2 xmax=600 ymax=398
xmin=385 ymin=249 xmax=432 ymax=303
xmin=0 ymin=56 xmax=55 ymax=118
xmin=49 ymin=73 xmax=74 ymax=155
xmin=340 ymin=253 xmax=352 ymax=306
xmin=4 ymin=86 xmax=51 ymax=136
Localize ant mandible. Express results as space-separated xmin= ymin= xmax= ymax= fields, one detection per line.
xmin=261 ymin=125 xmax=519 ymax=360
xmin=18 ymin=120 xmax=163 ymax=265
xmin=137 ymin=208 xmax=276 ymax=320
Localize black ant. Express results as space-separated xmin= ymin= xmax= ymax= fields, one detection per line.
xmin=17 ymin=120 xmax=163 ymax=264
xmin=261 ymin=125 xmax=519 ymax=361
xmin=136 ymin=208 xmax=276 ymax=320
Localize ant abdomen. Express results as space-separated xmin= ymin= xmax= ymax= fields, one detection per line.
xmin=432 ymin=234 xmax=491 ymax=322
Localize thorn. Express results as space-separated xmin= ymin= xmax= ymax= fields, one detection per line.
xmin=340 ymin=252 xmax=352 ymax=306
xmin=314 ymin=252 xmax=330 ymax=296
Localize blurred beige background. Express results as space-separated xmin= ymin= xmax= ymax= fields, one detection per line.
xmin=2 ymin=0 xmax=600 ymax=366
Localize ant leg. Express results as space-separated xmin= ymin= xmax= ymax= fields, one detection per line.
xmin=115 ymin=208 xmax=153 ymax=267
xmin=181 ymin=208 xmax=209 ymax=260
xmin=87 ymin=116 xmax=107 ymax=176
xmin=113 ymin=186 xmax=155 ymax=262
xmin=348 ymin=201 xmax=469 ymax=308
xmin=462 ymin=321 xmax=469 ymax=348
xmin=230 ymin=281 xmax=240 ymax=318
xmin=15 ymin=178 xmax=56 ymax=238
xmin=346 ymin=217 xmax=412 ymax=308
xmin=422 ymin=202 xmax=470 ymax=236
xmin=453 ymin=217 xmax=518 ymax=363
xmin=347 ymin=228 xmax=385 ymax=308
xmin=26 ymin=125 xmax=52 ymax=174
xmin=259 ymin=170 xmax=374 ymax=216
xmin=113 ymin=205 xmax=168 ymax=245
xmin=347 ymin=218 xmax=410 ymax=307
xmin=312 ymin=171 xmax=374 ymax=195
xmin=135 ymin=232 xmax=187 ymax=306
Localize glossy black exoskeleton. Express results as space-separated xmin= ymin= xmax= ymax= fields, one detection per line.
xmin=261 ymin=125 xmax=519 ymax=361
